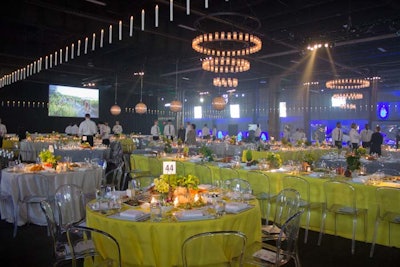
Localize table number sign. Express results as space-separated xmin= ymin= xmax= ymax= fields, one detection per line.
xmin=163 ymin=161 xmax=176 ymax=175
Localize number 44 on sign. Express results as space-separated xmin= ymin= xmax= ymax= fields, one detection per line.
xmin=163 ymin=161 xmax=176 ymax=175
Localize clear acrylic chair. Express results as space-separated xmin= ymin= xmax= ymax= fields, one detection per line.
xmin=282 ymin=175 xmax=323 ymax=243
xmin=55 ymin=184 xmax=86 ymax=231
xmin=67 ymin=225 xmax=121 ymax=267
xmin=370 ymin=186 xmax=400 ymax=257
xmin=220 ymin=167 xmax=240 ymax=181
xmin=318 ymin=180 xmax=368 ymax=254
xmin=148 ymin=156 xmax=163 ymax=177
xmin=40 ymin=200 xmax=72 ymax=267
xmin=175 ymin=160 xmax=186 ymax=176
xmin=14 ymin=173 xmax=51 ymax=237
xmin=102 ymin=162 xmax=124 ymax=190
xmin=247 ymin=171 xmax=276 ymax=223
xmin=194 ymin=163 xmax=213 ymax=184
xmin=182 ymin=230 xmax=247 ymax=267
xmin=262 ymin=189 xmax=301 ymax=241
xmin=243 ymin=210 xmax=304 ymax=267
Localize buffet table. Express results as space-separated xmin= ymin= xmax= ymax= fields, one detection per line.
xmin=86 ymin=202 xmax=261 ymax=267
xmin=0 ymin=165 xmax=103 ymax=226
xmin=131 ymin=154 xmax=400 ymax=248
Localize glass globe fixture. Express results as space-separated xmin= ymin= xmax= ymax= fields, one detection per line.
xmin=110 ymin=104 xmax=121 ymax=115
xmin=135 ymin=102 xmax=147 ymax=114
xmin=212 ymin=96 xmax=226 ymax=110
xmin=170 ymin=100 xmax=182 ymax=112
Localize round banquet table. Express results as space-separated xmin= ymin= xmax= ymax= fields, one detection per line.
xmin=0 ymin=166 xmax=103 ymax=226
xmin=86 ymin=202 xmax=261 ymax=267
xmin=54 ymin=147 xmax=111 ymax=162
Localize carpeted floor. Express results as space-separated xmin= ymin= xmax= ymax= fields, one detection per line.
xmin=0 ymin=219 xmax=399 ymax=267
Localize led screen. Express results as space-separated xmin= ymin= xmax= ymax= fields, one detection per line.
xmin=48 ymin=84 xmax=99 ymax=118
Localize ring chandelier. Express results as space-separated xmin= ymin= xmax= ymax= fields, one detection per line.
xmin=192 ymin=32 xmax=262 ymax=57
xmin=332 ymin=93 xmax=363 ymax=100
xmin=213 ymin=77 xmax=238 ymax=87
xmin=325 ymin=78 xmax=370 ymax=89
xmin=202 ymin=57 xmax=250 ymax=73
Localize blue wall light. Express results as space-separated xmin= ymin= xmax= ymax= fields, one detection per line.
xmin=377 ymin=103 xmax=389 ymax=120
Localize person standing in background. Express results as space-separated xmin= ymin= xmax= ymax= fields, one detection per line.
xmin=78 ymin=113 xmax=97 ymax=146
xmin=65 ymin=123 xmax=73 ymax=135
xmin=0 ymin=118 xmax=7 ymax=148
xmin=112 ymin=121 xmax=123 ymax=135
xmin=185 ymin=121 xmax=191 ymax=142
xmin=70 ymin=123 xmax=79 ymax=136
xmin=163 ymin=120 xmax=175 ymax=140
xmin=151 ymin=119 xmax=160 ymax=141
xmin=331 ymin=122 xmax=343 ymax=149
xmin=370 ymin=126 xmax=383 ymax=156
xmin=177 ymin=124 xmax=186 ymax=143
xmin=349 ymin=122 xmax=361 ymax=150
xmin=202 ymin=124 xmax=210 ymax=139
xmin=360 ymin=124 xmax=373 ymax=148
xmin=186 ymin=124 xmax=196 ymax=145
xmin=254 ymin=124 xmax=261 ymax=141
xmin=100 ymin=122 xmax=111 ymax=146
xmin=212 ymin=125 xmax=217 ymax=140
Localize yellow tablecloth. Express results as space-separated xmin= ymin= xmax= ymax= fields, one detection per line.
xmin=86 ymin=202 xmax=261 ymax=267
xmin=131 ymin=154 xmax=400 ymax=248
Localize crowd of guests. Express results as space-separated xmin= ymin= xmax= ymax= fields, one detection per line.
xmin=64 ymin=114 xmax=123 ymax=147
xmin=332 ymin=122 xmax=384 ymax=155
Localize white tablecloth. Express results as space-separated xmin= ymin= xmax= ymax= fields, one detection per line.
xmin=0 ymin=166 xmax=103 ymax=226
xmin=54 ymin=148 xmax=110 ymax=162
xmin=19 ymin=141 xmax=53 ymax=162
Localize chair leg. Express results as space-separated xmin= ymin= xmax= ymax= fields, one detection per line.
xmin=294 ymin=244 xmax=302 ymax=267
xmin=304 ymin=207 xmax=311 ymax=243
xmin=351 ymin=215 xmax=357 ymax=255
xmin=369 ymin=219 xmax=380 ymax=257
xmin=317 ymin=211 xmax=326 ymax=246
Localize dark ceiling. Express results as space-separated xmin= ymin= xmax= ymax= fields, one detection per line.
xmin=1 ymin=0 xmax=400 ymax=97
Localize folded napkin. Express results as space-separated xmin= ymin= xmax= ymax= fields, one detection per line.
xmin=178 ymin=210 xmax=204 ymax=218
xmin=225 ymin=202 xmax=249 ymax=213
xmin=119 ymin=209 xmax=145 ymax=219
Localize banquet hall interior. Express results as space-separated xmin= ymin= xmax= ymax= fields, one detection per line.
xmin=1 ymin=0 xmax=400 ymax=267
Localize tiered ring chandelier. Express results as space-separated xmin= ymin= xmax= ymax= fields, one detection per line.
xmin=332 ymin=93 xmax=363 ymax=100
xmin=192 ymin=31 xmax=262 ymax=57
xmin=213 ymin=77 xmax=238 ymax=88
xmin=202 ymin=57 xmax=250 ymax=73
xmin=325 ymin=78 xmax=370 ymax=89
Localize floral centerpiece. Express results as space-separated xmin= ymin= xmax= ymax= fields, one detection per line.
xmin=163 ymin=136 xmax=173 ymax=153
xmin=153 ymin=174 xmax=203 ymax=209
xmin=199 ymin=145 xmax=214 ymax=162
xmin=38 ymin=150 xmax=61 ymax=168
xmin=266 ymin=152 xmax=283 ymax=169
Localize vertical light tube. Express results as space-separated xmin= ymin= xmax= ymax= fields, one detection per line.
xmin=84 ymin=37 xmax=88 ymax=54
xmin=50 ymin=54 xmax=53 ymax=68
xmin=71 ymin=43 xmax=75 ymax=59
xmin=205 ymin=0 xmax=208 ymax=8
xmin=92 ymin=33 xmax=96 ymax=51
xmin=141 ymin=9 xmax=145 ymax=31
xmin=186 ymin=0 xmax=190 ymax=15
xmin=100 ymin=29 xmax=104 ymax=47
xmin=109 ymin=25 xmax=112 ymax=44
xmin=45 ymin=56 xmax=48 ymax=69
xmin=155 ymin=5 xmax=159 ymax=27
xmin=119 ymin=20 xmax=122 ymax=40
xmin=170 ymin=0 xmax=173 ymax=21
xmin=65 ymin=46 xmax=68 ymax=62
xmin=77 ymin=40 xmax=81 ymax=56
xmin=129 ymin=16 xmax=134 ymax=36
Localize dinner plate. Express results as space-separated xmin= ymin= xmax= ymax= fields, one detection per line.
xmin=225 ymin=203 xmax=254 ymax=214
xmin=174 ymin=209 xmax=216 ymax=221
xmin=109 ymin=212 xmax=150 ymax=222
xmin=253 ymin=249 xmax=277 ymax=263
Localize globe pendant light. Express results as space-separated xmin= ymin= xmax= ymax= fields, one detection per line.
xmin=212 ymin=96 xmax=226 ymax=110
xmin=110 ymin=75 xmax=121 ymax=115
xmin=135 ymin=72 xmax=147 ymax=114
xmin=170 ymin=59 xmax=182 ymax=112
